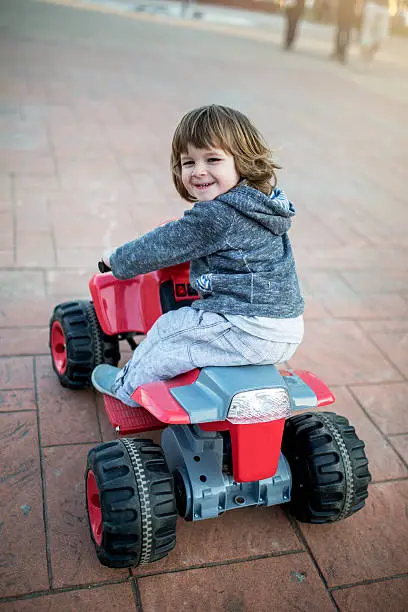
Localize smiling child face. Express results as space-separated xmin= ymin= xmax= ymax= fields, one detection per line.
xmin=180 ymin=144 xmax=240 ymax=201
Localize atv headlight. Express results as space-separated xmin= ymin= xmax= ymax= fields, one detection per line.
xmin=227 ymin=388 xmax=291 ymax=424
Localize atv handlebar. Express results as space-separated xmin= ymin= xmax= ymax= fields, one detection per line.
xmin=98 ymin=260 xmax=111 ymax=273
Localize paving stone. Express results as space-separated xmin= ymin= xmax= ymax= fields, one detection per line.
xmin=49 ymin=123 xmax=109 ymax=156
xmin=291 ymin=215 xmax=343 ymax=250
xmin=35 ymin=356 xmax=101 ymax=446
xmin=301 ymin=271 xmax=358 ymax=296
xmin=15 ymin=231 xmax=56 ymax=267
xmin=0 ymin=389 xmax=36 ymax=412
xmin=298 ymin=246 xmax=408 ymax=272
xmin=49 ymin=201 xmax=134 ymax=250
xmin=95 ymin=392 xmax=122 ymax=442
xmin=55 ymin=147 xmax=119 ymax=163
xmin=0 ymin=126 xmax=49 ymax=152
xmin=0 ymin=327 xmax=49 ymax=357
xmin=47 ymin=189 xmax=136 ymax=212
xmin=118 ymin=155 xmax=161 ymax=174
xmin=104 ymin=124 xmax=163 ymax=157
xmin=341 ymin=270 xmax=408 ymax=294
xmin=134 ymin=505 xmax=302 ymax=576
xmin=73 ymin=100 xmax=126 ymax=125
xmin=388 ymin=434 xmax=408 ymax=463
xmin=0 ymin=176 xmax=11 ymax=198
xmin=369 ymin=332 xmax=408 ymax=378
xmin=137 ymin=553 xmax=335 ymax=611
xmin=13 ymin=175 xmax=61 ymax=194
xmin=0 ymin=250 xmax=14 ymax=266
xmin=15 ymin=198 xmax=52 ymax=233
xmin=0 ymin=412 xmax=49 ymax=597
xmin=0 ymin=270 xmax=46 ymax=298
xmin=333 ymin=576 xmax=408 ymax=612
xmin=359 ymin=319 xmax=408 ymax=333
xmin=324 ymin=293 xmax=408 ymax=319
xmin=299 ymin=481 xmax=408 ymax=587
xmin=45 ymin=269 xmax=93 ymax=297
xmin=56 ymin=247 xmax=115 ymax=268
xmin=329 ymin=386 xmax=408 ymax=481
xmin=57 ymin=159 xmax=131 ymax=193
xmin=21 ymin=103 xmax=77 ymax=124
xmin=311 ymin=217 xmax=371 ymax=250
xmin=0 ymin=210 xmax=13 ymax=249
xmin=127 ymin=171 xmax=171 ymax=204
xmin=290 ymin=320 xmax=402 ymax=386
xmin=43 ymin=444 xmax=128 ymax=587
xmin=0 ymin=582 xmax=136 ymax=611
xmin=301 ymin=271 xmax=408 ymax=319
xmin=0 ymin=153 xmax=56 ymax=175
xmin=0 ymin=357 xmax=34 ymax=390
xmin=301 ymin=296 xmax=331 ymax=320
xmin=350 ymin=382 xmax=408 ymax=435
xmin=0 ymin=296 xmax=66 ymax=328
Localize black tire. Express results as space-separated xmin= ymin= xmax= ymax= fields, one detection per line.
xmin=282 ymin=411 xmax=371 ymax=523
xmin=85 ymin=439 xmax=178 ymax=568
xmin=49 ymin=300 xmax=120 ymax=389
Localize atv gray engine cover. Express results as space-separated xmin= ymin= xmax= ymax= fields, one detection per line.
xmin=161 ymin=424 xmax=291 ymax=521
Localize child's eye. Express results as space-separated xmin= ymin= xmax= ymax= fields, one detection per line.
xmin=181 ymin=160 xmax=194 ymax=167
xmin=208 ymin=157 xmax=221 ymax=163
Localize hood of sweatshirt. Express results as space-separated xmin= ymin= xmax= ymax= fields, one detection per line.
xmin=216 ymin=184 xmax=296 ymax=236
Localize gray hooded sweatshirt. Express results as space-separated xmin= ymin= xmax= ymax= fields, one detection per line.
xmin=109 ymin=184 xmax=304 ymax=318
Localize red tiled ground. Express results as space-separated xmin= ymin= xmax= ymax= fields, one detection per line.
xmin=1 ymin=0 xmax=408 ymax=609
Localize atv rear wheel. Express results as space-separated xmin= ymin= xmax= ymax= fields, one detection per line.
xmin=282 ymin=411 xmax=371 ymax=523
xmin=86 ymin=439 xmax=177 ymax=568
xmin=50 ymin=300 xmax=120 ymax=389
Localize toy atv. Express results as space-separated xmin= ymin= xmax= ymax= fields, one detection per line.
xmin=49 ymin=262 xmax=371 ymax=569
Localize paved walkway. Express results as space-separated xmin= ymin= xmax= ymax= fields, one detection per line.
xmin=1 ymin=0 xmax=408 ymax=610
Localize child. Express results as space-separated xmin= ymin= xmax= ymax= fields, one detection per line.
xmin=92 ymin=105 xmax=304 ymax=407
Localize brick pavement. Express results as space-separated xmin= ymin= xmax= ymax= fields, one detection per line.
xmin=1 ymin=0 xmax=408 ymax=609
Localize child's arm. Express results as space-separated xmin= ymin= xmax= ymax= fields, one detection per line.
xmin=108 ymin=201 xmax=230 ymax=280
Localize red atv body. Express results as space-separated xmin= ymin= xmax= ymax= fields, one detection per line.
xmin=50 ymin=262 xmax=370 ymax=569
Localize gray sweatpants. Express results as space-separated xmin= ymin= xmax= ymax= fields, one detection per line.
xmin=112 ymin=307 xmax=299 ymax=407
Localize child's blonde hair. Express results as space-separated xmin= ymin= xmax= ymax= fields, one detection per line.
xmin=171 ymin=104 xmax=280 ymax=202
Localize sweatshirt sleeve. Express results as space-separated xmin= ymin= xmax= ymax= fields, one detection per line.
xmin=109 ymin=200 xmax=231 ymax=279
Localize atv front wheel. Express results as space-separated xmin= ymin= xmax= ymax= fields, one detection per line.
xmin=49 ymin=300 xmax=120 ymax=389
xmin=282 ymin=411 xmax=371 ymax=523
xmin=86 ymin=439 xmax=178 ymax=568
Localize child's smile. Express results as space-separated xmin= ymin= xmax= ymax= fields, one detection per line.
xmin=181 ymin=144 xmax=240 ymax=201
xmin=194 ymin=181 xmax=215 ymax=189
